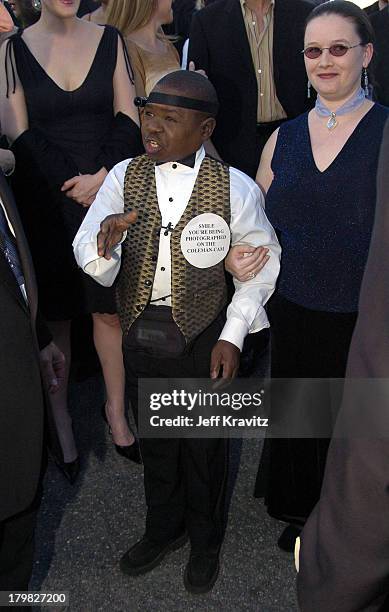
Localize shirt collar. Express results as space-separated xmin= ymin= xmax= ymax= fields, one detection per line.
xmin=240 ymin=0 xmax=275 ymax=12
xmin=156 ymin=146 xmax=205 ymax=171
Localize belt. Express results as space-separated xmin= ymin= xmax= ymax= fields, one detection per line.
xmin=256 ymin=119 xmax=285 ymax=131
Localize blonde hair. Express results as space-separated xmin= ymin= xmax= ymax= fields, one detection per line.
xmin=106 ymin=0 xmax=158 ymax=35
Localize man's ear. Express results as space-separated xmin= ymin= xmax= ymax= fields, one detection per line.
xmin=201 ymin=117 xmax=216 ymax=141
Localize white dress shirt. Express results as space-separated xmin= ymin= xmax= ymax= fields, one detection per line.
xmin=73 ymin=147 xmax=281 ymax=350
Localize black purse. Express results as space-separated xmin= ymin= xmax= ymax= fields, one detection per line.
xmin=123 ymin=305 xmax=187 ymax=358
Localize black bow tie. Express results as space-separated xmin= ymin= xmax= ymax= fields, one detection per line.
xmin=156 ymin=153 xmax=196 ymax=168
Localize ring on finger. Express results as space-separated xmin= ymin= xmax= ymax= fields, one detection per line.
xmin=247 ymin=271 xmax=255 ymax=279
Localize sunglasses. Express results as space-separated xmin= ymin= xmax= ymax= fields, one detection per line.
xmin=302 ymin=43 xmax=363 ymax=59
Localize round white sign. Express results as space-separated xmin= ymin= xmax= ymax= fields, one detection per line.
xmin=180 ymin=213 xmax=231 ymax=269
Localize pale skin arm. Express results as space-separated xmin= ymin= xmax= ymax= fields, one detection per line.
xmin=225 ymin=129 xmax=279 ymax=282
xmin=255 ymin=127 xmax=278 ymax=195
xmin=0 ymin=42 xmax=29 ymax=145
xmin=62 ymin=38 xmax=140 ymax=207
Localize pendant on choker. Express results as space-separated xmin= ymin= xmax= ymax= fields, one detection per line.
xmin=315 ymin=87 xmax=366 ymax=132
xmin=327 ymin=112 xmax=338 ymax=130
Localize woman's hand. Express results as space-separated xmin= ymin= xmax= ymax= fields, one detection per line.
xmin=61 ymin=167 xmax=108 ymax=207
xmin=0 ymin=148 xmax=15 ymax=175
xmin=225 ymin=244 xmax=270 ymax=282
xmin=188 ymin=61 xmax=208 ymax=79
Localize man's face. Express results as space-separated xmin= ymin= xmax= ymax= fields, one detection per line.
xmin=141 ymin=97 xmax=214 ymax=163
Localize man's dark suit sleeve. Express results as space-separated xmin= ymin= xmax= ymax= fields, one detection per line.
xmin=188 ymin=12 xmax=210 ymax=72
xmin=297 ymin=120 xmax=389 ymax=612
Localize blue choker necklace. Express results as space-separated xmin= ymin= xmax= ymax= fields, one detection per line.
xmin=315 ymin=87 xmax=367 ymax=130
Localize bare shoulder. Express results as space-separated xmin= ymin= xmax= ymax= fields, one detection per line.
xmin=19 ymin=22 xmax=39 ymax=44
xmin=76 ymin=19 xmax=107 ymax=43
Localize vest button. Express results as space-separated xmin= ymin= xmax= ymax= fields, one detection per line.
xmin=151 ymin=256 xmax=157 ymax=262
xmin=144 ymin=280 xmax=152 ymax=287
xmin=136 ymin=304 xmax=143 ymax=312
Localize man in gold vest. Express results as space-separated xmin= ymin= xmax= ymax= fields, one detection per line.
xmin=73 ymin=71 xmax=280 ymax=593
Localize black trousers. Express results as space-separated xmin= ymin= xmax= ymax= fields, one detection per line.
xmin=0 ymin=493 xmax=41 ymax=592
xmin=123 ymin=312 xmax=229 ymax=552
xmin=256 ymin=293 xmax=357 ymax=524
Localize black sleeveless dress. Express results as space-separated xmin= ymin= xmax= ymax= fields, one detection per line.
xmin=6 ymin=26 xmax=143 ymax=320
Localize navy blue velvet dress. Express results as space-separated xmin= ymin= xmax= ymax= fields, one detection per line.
xmin=256 ymin=104 xmax=389 ymax=522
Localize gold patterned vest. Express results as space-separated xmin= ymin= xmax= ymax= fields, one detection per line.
xmin=116 ymin=154 xmax=231 ymax=344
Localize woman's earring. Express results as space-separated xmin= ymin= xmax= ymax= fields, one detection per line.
xmin=307 ymin=80 xmax=311 ymax=100
xmin=32 ymin=0 xmax=41 ymax=11
xmin=363 ymin=67 xmax=369 ymax=98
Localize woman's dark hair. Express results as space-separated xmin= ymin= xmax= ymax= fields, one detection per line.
xmin=18 ymin=0 xmax=40 ymax=27
xmin=305 ymin=1 xmax=376 ymax=91
xmin=306 ymin=0 xmax=375 ymax=46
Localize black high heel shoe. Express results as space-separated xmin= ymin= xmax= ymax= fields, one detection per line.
xmin=101 ymin=405 xmax=142 ymax=465
xmin=54 ymin=456 xmax=80 ymax=485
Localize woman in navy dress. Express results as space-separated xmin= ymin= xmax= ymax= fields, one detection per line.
xmin=227 ymin=1 xmax=389 ymax=551
xmin=0 ymin=0 xmax=143 ymax=478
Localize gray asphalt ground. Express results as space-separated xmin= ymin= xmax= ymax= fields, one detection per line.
xmin=31 ymin=374 xmax=298 ymax=612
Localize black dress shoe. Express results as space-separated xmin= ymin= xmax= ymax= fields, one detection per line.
xmin=101 ymin=404 xmax=142 ymax=465
xmin=54 ymin=457 xmax=80 ymax=485
xmin=277 ymin=524 xmax=302 ymax=553
xmin=184 ymin=550 xmax=220 ymax=594
xmin=120 ymin=533 xmax=188 ymax=576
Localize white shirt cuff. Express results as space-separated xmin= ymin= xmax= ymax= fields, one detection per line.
xmin=219 ymin=309 xmax=270 ymax=351
xmin=74 ymin=230 xmax=123 ymax=287
xmin=219 ymin=317 xmax=249 ymax=351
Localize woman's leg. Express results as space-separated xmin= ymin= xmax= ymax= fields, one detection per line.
xmin=47 ymin=320 xmax=77 ymax=463
xmin=92 ymin=312 xmax=134 ymax=446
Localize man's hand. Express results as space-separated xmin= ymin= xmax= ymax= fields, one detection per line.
xmin=97 ymin=210 xmax=138 ymax=259
xmin=39 ymin=342 xmax=65 ymax=394
xmin=225 ymin=245 xmax=270 ymax=282
xmin=210 ymin=340 xmax=240 ymax=380
xmin=61 ymin=168 xmax=108 ymax=207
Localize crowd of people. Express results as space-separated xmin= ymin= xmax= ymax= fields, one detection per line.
xmin=0 ymin=0 xmax=389 ymax=609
